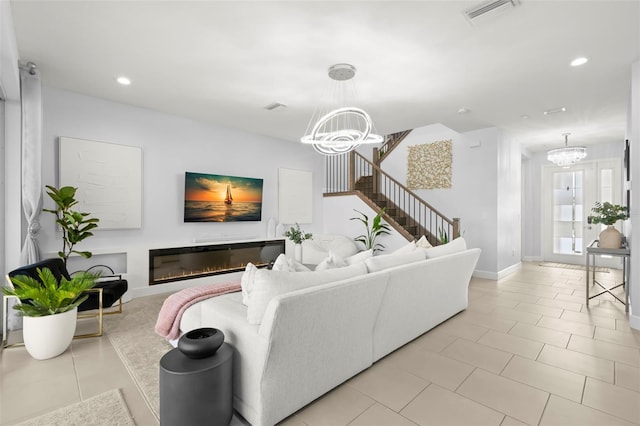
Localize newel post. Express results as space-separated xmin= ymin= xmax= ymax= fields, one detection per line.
xmin=348 ymin=150 xmax=356 ymax=191
xmin=452 ymin=218 xmax=460 ymax=239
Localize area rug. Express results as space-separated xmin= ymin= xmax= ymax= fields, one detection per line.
xmin=16 ymin=389 xmax=134 ymax=426
xmin=538 ymin=262 xmax=609 ymax=273
xmin=105 ymin=293 xmax=172 ymax=420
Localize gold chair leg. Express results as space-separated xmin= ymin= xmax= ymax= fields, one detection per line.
xmin=75 ymin=288 xmax=103 ymax=339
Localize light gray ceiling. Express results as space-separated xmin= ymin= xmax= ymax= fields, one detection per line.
xmin=10 ymin=0 xmax=640 ymax=152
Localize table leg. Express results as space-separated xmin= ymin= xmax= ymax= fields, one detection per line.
xmin=624 ymin=256 xmax=629 ymax=313
xmin=586 ymin=252 xmax=590 ymax=307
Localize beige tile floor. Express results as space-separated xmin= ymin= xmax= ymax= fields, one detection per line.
xmin=2 ymin=262 xmax=639 ymax=425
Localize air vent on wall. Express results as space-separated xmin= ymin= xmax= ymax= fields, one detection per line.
xmin=464 ymin=0 xmax=520 ymax=21
xmin=264 ymin=102 xmax=287 ymax=111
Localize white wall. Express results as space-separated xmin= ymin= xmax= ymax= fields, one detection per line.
xmin=628 ymin=60 xmax=639 ymax=330
xmin=497 ymin=131 xmax=522 ymax=272
xmin=378 ymin=123 xmax=512 ymax=277
xmin=38 ymin=87 xmax=325 ymax=297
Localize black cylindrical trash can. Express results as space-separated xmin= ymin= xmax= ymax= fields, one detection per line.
xmin=159 ymin=342 xmax=233 ymax=426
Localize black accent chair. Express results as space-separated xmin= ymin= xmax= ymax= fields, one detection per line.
xmin=4 ymin=258 xmax=127 ymax=339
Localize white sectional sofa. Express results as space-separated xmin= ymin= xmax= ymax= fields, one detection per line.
xmin=180 ymin=239 xmax=481 ymax=426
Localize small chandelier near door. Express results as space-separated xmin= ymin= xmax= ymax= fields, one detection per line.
xmin=301 ymin=64 xmax=383 ymax=155
xmin=547 ymin=133 xmax=587 ymax=168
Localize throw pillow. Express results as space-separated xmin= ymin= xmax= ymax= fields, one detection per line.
xmin=393 ymin=241 xmax=417 ymax=254
xmin=424 ymin=237 xmax=467 ymax=259
xmin=240 ymin=263 xmax=258 ymax=306
xmin=272 ymin=253 xmax=289 ymax=271
xmin=345 ymin=249 xmax=373 ymax=265
xmin=416 ymin=235 xmax=433 ymax=249
xmin=364 ymin=249 xmax=426 ymax=273
xmin=315 ymin=251 xmax=348 ymax=271
xmin=246 ymin=263 xmax=368 ymax=324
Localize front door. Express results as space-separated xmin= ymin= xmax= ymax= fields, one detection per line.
xmin=543 ymin=159 xmax=623 ymax=268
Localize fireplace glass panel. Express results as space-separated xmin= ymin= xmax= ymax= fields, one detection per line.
xmin=149 ymin=239 xmax=285 ymax=285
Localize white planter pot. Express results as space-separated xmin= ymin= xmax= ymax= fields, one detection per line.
xmin=598 ymin=226 xmax=622 ymax=249
xmin=23 ymin=307 xmax=77 ymax=360
xmin=294 ymin=244 xmax=303 ymax=262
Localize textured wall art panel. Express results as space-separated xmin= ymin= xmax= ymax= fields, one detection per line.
xmin=407 ymin=139 xmax=452 ymax=189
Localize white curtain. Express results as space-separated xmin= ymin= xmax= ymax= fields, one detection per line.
xmin=19 ymin=68 xmax=43 ymax=265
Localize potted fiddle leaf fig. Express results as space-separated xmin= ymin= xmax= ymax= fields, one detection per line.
xmin=43 ymin=185 xmax=99 ymax=266
xmin=3 ymin=268 xmax=99 ymax=360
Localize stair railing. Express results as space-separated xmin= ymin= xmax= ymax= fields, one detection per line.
xmin=374 ymin=129 xmax=412 ymax=164
xmin=325 ymin=151 xmax=459 ymax=245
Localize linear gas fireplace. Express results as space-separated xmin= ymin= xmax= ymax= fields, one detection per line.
xmin=149 ymin=239 xmax=285 ymax=285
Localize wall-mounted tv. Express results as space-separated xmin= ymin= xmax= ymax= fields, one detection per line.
xmin=184 ymin=172 xmax=263 ymax=222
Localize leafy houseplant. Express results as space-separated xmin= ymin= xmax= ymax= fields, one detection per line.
xmin=3 ymin=268 xmax=99 ymax=317
xmin=350 ymin=208 xmax=392 ymax=253
xmin=284 ymin=223 xmax=313 ymax=245
xmin=588 ymin=202 xmax=627 ymax=225
xmin=43 ymin=185 xmax=99 ymax=266
xmin=438 ymin=227 xmax=449 ymax=245
xmin=3 ymin=267 xmax=99 ymax=359
xmin=588 ymin=202 xmax=627 ymax=249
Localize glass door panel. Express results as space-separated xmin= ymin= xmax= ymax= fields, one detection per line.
xmin=543 ymin=159 xmax=621 ymax=267
xmin=552 ymin=170 xmax=583 ymax=255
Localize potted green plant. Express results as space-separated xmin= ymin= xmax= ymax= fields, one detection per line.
xmin=43 ymin=185 xmax=99 ymax=266
xmin=588 ymin=202 xmax=627 ymax=248
xmin=284 ymin=223 xmax=313 ymax=261
xmin=3 ymin=268 xmax=99 ymax=359
xmin=350 ymin=208 xmax=392 ymax=253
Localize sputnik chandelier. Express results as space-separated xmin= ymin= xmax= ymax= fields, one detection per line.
xmin=301 ymin=64 xmax=383 ymax=155
xmin=547 ymin=133 xmax=587 ymax=168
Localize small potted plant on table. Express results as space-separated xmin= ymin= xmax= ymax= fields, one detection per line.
xmin=284 ymin=223 xmax=313 ymax=262
xmin=588 ymin=202 xmax=627 ymax=249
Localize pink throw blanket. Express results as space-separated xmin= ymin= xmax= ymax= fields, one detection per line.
xmin=155 ymin=280 xmax=241 ymax=341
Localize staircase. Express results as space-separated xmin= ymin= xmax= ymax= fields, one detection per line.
xmin=374 ymin=130 xmax=412 ymax=164
xmin=325 ymin=150 xmax=459 ymax=246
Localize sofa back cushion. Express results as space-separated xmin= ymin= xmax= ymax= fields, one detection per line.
xmin=423 ymin=237 xmax=467 ymax=258
xmin=364 ymin=248 xmax=426 ymax=273
xmin=246 ymin=262 xmax=368 ymax=324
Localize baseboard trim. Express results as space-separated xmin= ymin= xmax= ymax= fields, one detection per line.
xmin=473 ymin=270 xmax=498 ymax=280
xmin=473 ymin=262 xmax=522 ymax=281
xmin=498 ymin=262 xmax=522 ymax=279
xmin=629 ymin=306 xmax=640 ymax=331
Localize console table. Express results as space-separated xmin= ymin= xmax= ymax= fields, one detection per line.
xmin=585 ymin=240 xmax=630 ymax=312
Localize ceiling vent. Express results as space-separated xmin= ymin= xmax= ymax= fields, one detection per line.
xmin=264 ymin=102 xmax=287 ymax=111
xmin=464 ymin=0 xmax=520 ymax=22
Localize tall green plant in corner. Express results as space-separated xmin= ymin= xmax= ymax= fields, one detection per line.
xmin=43 ymin=185 xmax=99 ymax=266
xmin=350 ymin=208 xmax=392 ymax=253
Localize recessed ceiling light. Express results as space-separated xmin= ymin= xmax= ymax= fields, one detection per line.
xmin=457 ymin=107 xmax=470 ymax=114
xmin=116 ymin=76 xmax=131 ymax=85
xmin=520 ymin=114 xmax=530 ymax=119
xmin=570 ymin=57 xmax=589 ymax=67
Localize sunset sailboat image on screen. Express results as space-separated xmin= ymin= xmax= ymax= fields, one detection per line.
xmin=184 ymin=172 xmax=263 ymax=222
xmin=224 ymin=184 xmax=233 ymax=205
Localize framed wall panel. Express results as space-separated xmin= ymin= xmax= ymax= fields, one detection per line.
xmin=278 ymin=168 xmax=312 ymax=224
xmin=59 ymin=136 xmax=143 ymax=229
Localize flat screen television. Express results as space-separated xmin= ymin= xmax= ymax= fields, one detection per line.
xmin=184 ymin=172 xmax=263 ymax=222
